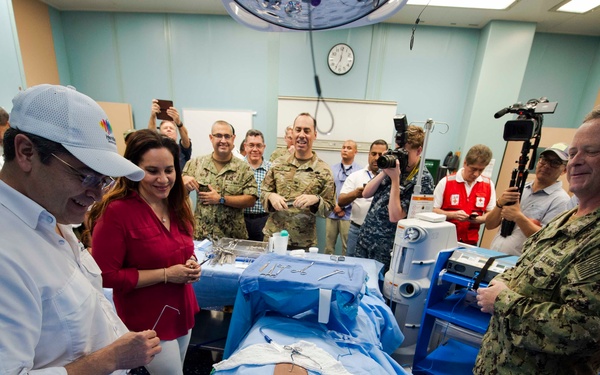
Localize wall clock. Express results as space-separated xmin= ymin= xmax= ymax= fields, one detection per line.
xmin=328 ymin=43 xmax=354 ymax=75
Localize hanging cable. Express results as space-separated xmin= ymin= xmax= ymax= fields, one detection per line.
xmin=307 ymin=2 xmax=335 ymax=135
xmin=410 ymin=0 xmax=431 ymax=51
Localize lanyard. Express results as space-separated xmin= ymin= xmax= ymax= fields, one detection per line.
xmin=340 ymin=163 xmax=353 ymax=177
xmin=338 ymin=164 xmax=353 ymax=182
xmin=406 ymin=160 xmax=420 ymax=182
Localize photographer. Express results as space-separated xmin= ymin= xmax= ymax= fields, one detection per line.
xmin=354 ymin=125 xmax=434 ymax=272
xmin=148 ymin=99 xmax=192 ymax=170
xmin=486 ymin=143 xmax=570 ymax=256
xmin=433 ymin=144 xmax=495 ymax=245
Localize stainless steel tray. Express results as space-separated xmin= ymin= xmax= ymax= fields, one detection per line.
xmin=213 ymin=237 xmax=268 ymax=260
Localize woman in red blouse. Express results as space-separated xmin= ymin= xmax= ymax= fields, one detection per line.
xmin=88 ymin=129 xmax=199 ymax=375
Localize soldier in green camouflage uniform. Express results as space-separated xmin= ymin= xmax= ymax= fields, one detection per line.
xmin=268 ymin=147 xmax=290 ymax=163
xmin=261 ymin=113 xmax=335 ymax=248
xmin=269 ymin=125 xmax=294 ymax=163
xmin=183 ymin=121 xmax=257 ymax=240
xmin=474 ymin=109 xmax=600 ymax=375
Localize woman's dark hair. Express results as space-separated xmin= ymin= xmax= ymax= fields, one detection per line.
xmin=87 ymin=129 xmax=194 ymax=236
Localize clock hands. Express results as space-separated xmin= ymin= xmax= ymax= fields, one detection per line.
xmin=328 ymin=43 xmax=353 ymax=75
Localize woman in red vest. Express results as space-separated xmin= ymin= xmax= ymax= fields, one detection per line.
xmin=433 ymin=144 xmax=496 ymax=245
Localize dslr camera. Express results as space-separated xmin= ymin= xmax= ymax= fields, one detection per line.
xmin=377 ymin=114 xmax=409 ymax=170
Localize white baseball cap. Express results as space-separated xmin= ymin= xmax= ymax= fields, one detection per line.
xmin=540 ymin=142 xmax=569 ymax=162
xmin=9 ymin=84 xmax=144 ymax=181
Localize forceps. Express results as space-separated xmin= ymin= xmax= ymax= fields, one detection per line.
xmin=261 ymin=264 xmax=277 ymax=276
xmin=271 ymin=264 xmax=290 ymax=277
xmin=291 ymin=261 xmax=314 ymax=275
xmin=317 ymin=269 xmax=344 ymax=281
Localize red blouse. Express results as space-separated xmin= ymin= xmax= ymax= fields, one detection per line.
xmin=92 ymin=191 xmax=199 ymax=340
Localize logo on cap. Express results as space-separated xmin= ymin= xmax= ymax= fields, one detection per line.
xmin=100 ymin=119 xmax=116 ymax=145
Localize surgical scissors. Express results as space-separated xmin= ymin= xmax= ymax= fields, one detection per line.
xmin=291 ymin=261 xmax=314 ymax=275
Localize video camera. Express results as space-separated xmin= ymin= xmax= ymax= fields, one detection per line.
xmin=495 ymin=98 xmax=557 ymax=141
xmin=378 ymin=114 xmax=409 ymax=170
xmin=494 ymin=97 xmax=557 ymax=237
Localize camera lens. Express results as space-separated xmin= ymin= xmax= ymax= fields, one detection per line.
xmin=377 ymin=154 xmax=397 ymax=169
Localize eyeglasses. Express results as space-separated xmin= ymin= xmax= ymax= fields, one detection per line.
xmin=212 ymin=133 xmax=233 ymax=140
xmin=51 ymin=153 xmax=115 ymax=190
xmin=245 ymin=143 xmax=265 ymax=150
xmin=539 ymin=157 xmax=565 ymax=168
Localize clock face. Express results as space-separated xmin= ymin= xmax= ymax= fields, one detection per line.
xmin=328 ymin=43 xmax=354 ymax=75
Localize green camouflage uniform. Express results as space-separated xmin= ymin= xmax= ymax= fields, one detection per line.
xmin=269 ymin=147 xmax=289 ymax=163
xmin=474 ymin=207 xmax=600 ymax=375
xmin=261 ymin=152 xmax=335 ymax=248
xmin=183 ymin=154 xmax=257 ymax=240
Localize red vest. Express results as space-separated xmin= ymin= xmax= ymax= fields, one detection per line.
xmin=441 ymin=174 xmax=492 ymax=245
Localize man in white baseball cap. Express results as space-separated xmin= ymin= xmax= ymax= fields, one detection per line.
xmin=0 ymin=84 xmax=160 ymax=374
xmin=486 ymin=142 xmax=570 ymax=256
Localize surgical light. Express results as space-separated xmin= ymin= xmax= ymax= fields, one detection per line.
xmin=222 ymin=0 xmax=409 ymax=31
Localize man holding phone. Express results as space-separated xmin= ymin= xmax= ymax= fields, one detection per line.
xmin=148 ymin=99 xmax=192 ymax=170
xmin=433 ymin=144 xmax=496 ymax=245
xmin=183 ymin=120 xmax=257 ymax=240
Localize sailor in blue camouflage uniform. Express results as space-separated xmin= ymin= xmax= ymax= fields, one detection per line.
xmin=355 ymin=125 xmax=434 ymax=272
xmin=474 ymin=107 xmax=600 ymax=375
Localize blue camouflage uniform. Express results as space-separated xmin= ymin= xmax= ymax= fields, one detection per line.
xmin=474 ymin=207 xmax=600 ymax=375
xmin=355 ymin=167 xmax=434 ymax=272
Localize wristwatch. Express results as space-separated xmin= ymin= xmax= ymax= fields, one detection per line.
xmin=219 ymin=196 xmax=226 ymax=205
xmin=176 ymin=122 xmax=183 ymax=128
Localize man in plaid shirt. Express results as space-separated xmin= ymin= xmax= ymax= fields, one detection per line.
xmin=243 ymin=129 xmax=272 ymax=241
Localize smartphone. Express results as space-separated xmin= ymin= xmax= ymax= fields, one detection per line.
xmin=156 ymin=99 xmax=173 ymax=121
xmin=469 ymin=212 xmax=479 ymax=219
xmin=197 ymin=184 xmax=210 ymax=193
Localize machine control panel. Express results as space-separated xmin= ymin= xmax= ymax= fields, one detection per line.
xmin=446 ymin=248 xmax=518 ymax=284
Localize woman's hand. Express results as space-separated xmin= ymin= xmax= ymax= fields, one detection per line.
xmin=165 ymin=263 xmax=200 ymax=284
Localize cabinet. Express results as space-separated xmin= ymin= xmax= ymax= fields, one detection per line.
xmin=412 ymin=248 xmax=517 ymax=374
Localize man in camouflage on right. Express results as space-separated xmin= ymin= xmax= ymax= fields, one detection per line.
xmin=474 ymin=107 xmax=600 ymax=374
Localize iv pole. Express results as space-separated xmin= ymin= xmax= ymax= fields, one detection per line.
xmin=414 ymin=119 xmax=449 ymax=194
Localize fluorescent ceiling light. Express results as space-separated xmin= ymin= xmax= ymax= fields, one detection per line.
xmin=556 ymin=0 xmax=600 ymax=13
xmin=407 ymin=0 xmax=516 ymax=10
